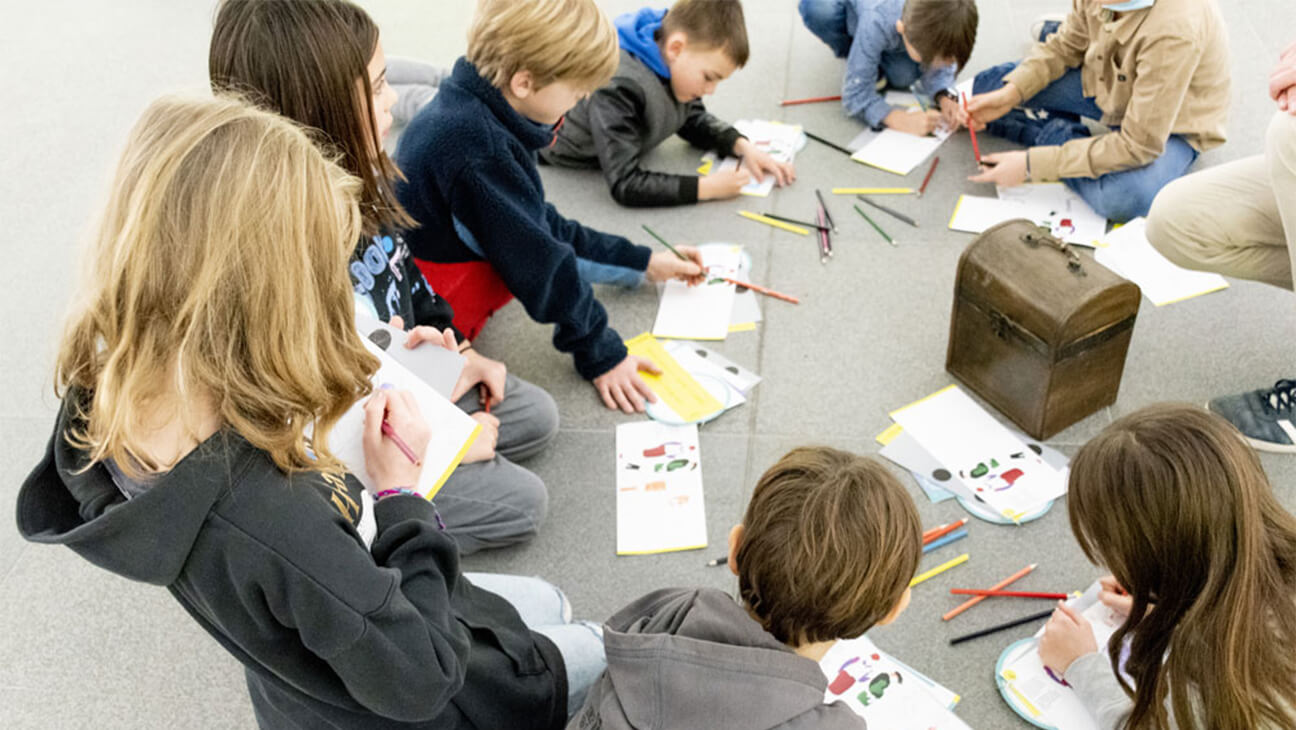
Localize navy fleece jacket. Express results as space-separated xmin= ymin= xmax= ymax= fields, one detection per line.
xmin=395 ymin=58 xmax=651 ymax=380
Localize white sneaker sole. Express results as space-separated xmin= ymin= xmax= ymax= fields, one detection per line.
xmin=1205 ymin=401 xmax=1296 ymax=454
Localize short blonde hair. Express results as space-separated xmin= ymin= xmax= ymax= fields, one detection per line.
xmin=467 ymin=0 xmax=619 ymax=90
xmin=56 ymin=94 xmax=378 ymax=478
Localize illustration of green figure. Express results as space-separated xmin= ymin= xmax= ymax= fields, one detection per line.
xmin=654 ymin=458 xmax=693 ymax=472
xmin=855 ymin=671 xmax=902 ymax=706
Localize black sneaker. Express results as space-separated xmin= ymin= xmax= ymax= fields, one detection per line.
xmin=1208 ymin=380 xmax=1296 ymax=453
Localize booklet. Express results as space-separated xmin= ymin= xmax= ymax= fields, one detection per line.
xmin=615 ymin=422 xmax=708 ymax=555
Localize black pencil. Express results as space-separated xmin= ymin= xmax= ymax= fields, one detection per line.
xmin=857 ymin=195 xmax=919 ymax=228
xmin=762 ymin=212 xmax=831 ymax=232
xmin=815 ymin=188 xmax=837 ymax=233
xmin=804 ymin=131 xmax=852 ymax=156
xmin=707 ymin=556 xmax=729 ymax=567
xmin=949 ymin=608 xmax=1056 ymax=645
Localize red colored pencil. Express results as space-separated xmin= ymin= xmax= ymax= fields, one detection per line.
xmin=943 ymin=563 xmax=1037 ymax=621
xmin=479 ymin=383 xmax=492 ymax=415
xmin=950 ymin=589 xmax=1069 ymax=600
xmin=381 ymin=420 xmax=422 ymax=466
xmin=962 ymin=93 xmax=982 ymax=163
xmin=918 ymin=156 xmax=940 ymax=197
xmin=780 ymin=94 xmax=842 ymax=106
xmin=922 ymin=517 xmax=969 ymax=545
xmin=721 ymin=277 xmax=800 ymax=304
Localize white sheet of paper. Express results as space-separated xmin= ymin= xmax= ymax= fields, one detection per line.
xmin=1094 ymin=217 xmax=1229 ymax=305
xmin=851 ymin=124 xmax=953 ymax=175
xmin=847 ymin=128 xmax=880 ymax=153
xmin=652 ymin=246 xmax=742 ymax=340
xmin=699 ymin=119 xmax=805 ymax=197
xmin=821 ymin=635 xmax=971 ymax=729
xmin=999 ymin=582 xmax=1128 ymax=730
xmin=322 ymin=336 xmax=480 ymax=500
xmin=354 ymin=311 xmax=466 ymax=399
xmin=949 ymin=185 xmax=1108 ymax=246
xmin=615 ymin=422 xmax=708 ymax=555
xmin=890 ymin=386 xmax=1067 ymax=519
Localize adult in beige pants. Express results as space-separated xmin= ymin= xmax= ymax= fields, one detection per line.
xmin=1146 ymin=42 xmax=1296 ymax=452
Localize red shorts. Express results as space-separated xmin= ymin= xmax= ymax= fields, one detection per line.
xmin=414 ymin=259 xmax=514 ymax=341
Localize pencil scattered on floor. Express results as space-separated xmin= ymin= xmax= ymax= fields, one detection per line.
xmin=737 ymin=210 xmax=809 ymax=236
xmin=910 ymin=553 xmax=969 ymax=587
xmin=854 ymin=204 xmax=898 ymax=246
xmin=858 ymin=195 xmax=919 ymax=228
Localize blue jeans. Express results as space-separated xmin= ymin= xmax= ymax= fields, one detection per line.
xmin=973 ymin=62 xmax=1199 ymax=223
xmin=799 ymin=0 xmax=853 ymax=58
xmin=465 ymin=573 xmax=606 ymax=718
xmin=453 ymin=216 xmax=644 ymax=288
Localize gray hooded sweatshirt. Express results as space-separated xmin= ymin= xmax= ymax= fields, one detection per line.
xmin=568 ymin=587 xmax=864 ymax=730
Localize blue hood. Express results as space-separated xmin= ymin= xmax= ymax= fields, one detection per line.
xmin=615 ymin=8 xmax=671 ymax=79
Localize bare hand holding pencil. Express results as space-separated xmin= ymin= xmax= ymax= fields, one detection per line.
xmin=362 ymin=386 xmax=431 ymax=496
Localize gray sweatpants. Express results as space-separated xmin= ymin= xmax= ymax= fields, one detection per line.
xmin=387 ymin=57 xmax=449 ymax=128
xmin=433 ymin=373 xmax=559 ymax=555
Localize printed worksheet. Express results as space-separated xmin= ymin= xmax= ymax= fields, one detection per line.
xmin=949 ymin=185 xmax=1107 ymax=246
xmin=821 ymin=635 xmax=971 ymax=729
xmin=615 ymin=422 xmax=708 ymax=555
xmin=698 ymin=119 xmax=805 ymax=197
xmin=1094 ymin=218 xmax=1229 ymax=305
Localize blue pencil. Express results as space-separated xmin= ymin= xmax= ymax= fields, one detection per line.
xmin=922 ymin=528 xmax=969 ymax=554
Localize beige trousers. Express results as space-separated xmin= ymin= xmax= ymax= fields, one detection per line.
xmin=1146 ymin=111 xmax=1296 ymax=290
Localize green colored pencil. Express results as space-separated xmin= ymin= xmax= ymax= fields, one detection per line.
xmin=641 ymin=225 xmax=688 ymax=261
xmin=854 ymin=205 xmax=898 ymax=246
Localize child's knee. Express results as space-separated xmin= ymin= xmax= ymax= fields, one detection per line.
xmin=1094 ymin=188 xmax=1148 ymax=224
xmin=973 ymin=62 xmax=1018 ymax=95
xmin=1267 ymin=110 xmax=1296 ymax=163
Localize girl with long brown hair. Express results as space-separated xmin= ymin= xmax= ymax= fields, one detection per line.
xmin=208 ymin=0 xmax=561 ymax=557
xmin=1039 ymin=404 xmax=1296 ymax=729
xmin=16 ymin=94 xmax=596 ymax=730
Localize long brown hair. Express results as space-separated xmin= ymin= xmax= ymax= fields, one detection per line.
xmin=1068 ymin=404 xmax=1296 ymax=729
xmin=56 ymin=94 xmax=377 ymax=477
xmin=209 ymin=0 xmax=414 ymax=236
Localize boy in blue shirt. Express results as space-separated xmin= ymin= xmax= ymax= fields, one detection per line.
xmin=799 ymin=0 xmax=978 ymax=136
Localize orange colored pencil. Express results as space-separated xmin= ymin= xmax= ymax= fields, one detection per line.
xmin=720 ymin=277 xmax=800 ymax=304
xmin=780 ymin=94 xmax=842 ymax=106
xmin=922 ymin=517 xmax=969 ymax=545
xmin=942 ymin=563 xmax=1038 ymax=621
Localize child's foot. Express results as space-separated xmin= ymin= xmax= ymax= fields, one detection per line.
xmin=1208 ymin=380 xmax=1296 ymax=453
xmin=1030 ymin=15 xmax=1066 ymax=43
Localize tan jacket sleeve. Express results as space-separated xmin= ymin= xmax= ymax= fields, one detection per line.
xmin=1028 ymin=33 xmax=1200 ymax=181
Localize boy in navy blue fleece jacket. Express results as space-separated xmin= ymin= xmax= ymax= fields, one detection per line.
xmin=395 ymin=0 xmax=703 ymax=413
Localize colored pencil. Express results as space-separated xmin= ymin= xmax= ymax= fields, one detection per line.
xmin=832 ymin=187 xmax=914 ymax=195
xmin=707 ymin=556 xmax=729 ymax=567
xmin=816 ymin=205 xmax=830 ymax=263
xmin=854 ymin=204 xmax=898 ymax=246
xmin=804 ymin=131 xmax=853 ymax=156
xmin=918 ymin=156 xmax=940 ymax=197
xmin=942 ymin=563 xmax=1038 ymax=621
xmin=922 ymin=528 xmax=968 ymax=554
xmin=962 ymin=92 xmax=982 ymax=163
xmin=642 ymin=224 xmax=688 ymax=261
xmin=381 ymin=420 xmax=421 ymax=466
xmin=950 ymin=589 xmax=1069 ymax=600
xmin=949 ymin=608 xmax=1055 ymax=646
xmin=922 ymin=517 xmax=969 ymax=544
xmin=720 ymin=277 xmax=800 ymax=304
xmin=479 ymin=383 xmax=492 ymax=415
xmin=910 ymin=553 xmax=969 ymax=587
xmin=780 ymin=94 xmax=842 ymax=106
xmin=761 ymin=212 xmax=830 ymax=232
xmin=738 ymin=210 xmax=809 ymax=236
xmin=858 ymin=195 xmax=919 ymax=228
xmin=815 ymin=188 xmax=838 ymax=232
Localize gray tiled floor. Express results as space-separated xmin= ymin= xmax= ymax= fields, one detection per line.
xmin=3 ymin=1 xmax=1294 ymax=728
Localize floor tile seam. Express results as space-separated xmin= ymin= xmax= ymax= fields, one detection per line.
xmin=0 ymin=544 xmax=29 ymax=586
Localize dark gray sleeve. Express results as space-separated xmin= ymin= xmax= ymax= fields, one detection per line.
xmin=586 ymin=80 xmax=701 ymax=206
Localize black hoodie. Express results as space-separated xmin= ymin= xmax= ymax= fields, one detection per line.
xmin=16 ymin=399 xmax=566 ymax=729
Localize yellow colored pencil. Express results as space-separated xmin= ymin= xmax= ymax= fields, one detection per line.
xmin=737 ymin=210 xmax=810 ymax=236
xmin=831 ymin=187 xmax=915 ymax=195
xmin=909 ymin=553 xmax=970 ymax=587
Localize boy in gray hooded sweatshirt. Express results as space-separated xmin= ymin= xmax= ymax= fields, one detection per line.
xmin=569 ymin=447 xmax=923 ymax=729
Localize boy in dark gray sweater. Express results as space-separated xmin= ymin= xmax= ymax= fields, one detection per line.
xmin=541 ymin=0 xmax=796 ymax=207
xmin=569 ymin=447 xmax=923 ymax=729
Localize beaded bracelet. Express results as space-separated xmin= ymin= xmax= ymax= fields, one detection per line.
xmin=375 ymin=487 xmax=420 ymax=501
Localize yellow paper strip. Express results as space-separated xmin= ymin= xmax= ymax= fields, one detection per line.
xmin=617 ymin=542 xmax=709 ymax=556
xmin=910 ymin=553 xmax=969 ymax=587
xmin=1006 ymin=682 xmax=1042 ymax=717
xmin=624 ymin=333 xmax=725 ymax=422
xmin=947 ymin=195 xmax=967 ymax=229
xmin=737 ymin=210 xmax=809 ymax=235
xmin=832 ymin=187 xmax=914 ymax=195
xmin=875 ymin=423 xmax=904 ymax=446
xmin=424 ymin=422 xmax=482 ymax=501
xmin=728 ymin=322 xmax=758 ymax=333
xmin=888 ymin=384 xmax=959 ymax=419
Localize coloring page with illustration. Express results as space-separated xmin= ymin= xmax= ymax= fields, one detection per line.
xmin=614 ymin=422 xmax=708 ymax=555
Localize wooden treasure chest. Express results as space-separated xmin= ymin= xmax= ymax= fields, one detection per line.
xmin=946 ymin=219 xmax=1141 ymax=439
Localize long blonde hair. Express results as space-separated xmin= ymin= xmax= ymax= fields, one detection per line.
xmin=56 ymin=94 xmax=378 ymax=477
xmin=1069 ymin=404 xmax=1296 ymax=730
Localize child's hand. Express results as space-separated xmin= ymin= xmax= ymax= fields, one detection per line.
xmin=361 ymin=388 xmax=431 ymax=494
xmin=646 ymin=248 xmax=705 ymax=285
xmin=1038 ymin=600 xmax=1098 ymax=677
xmin=965 ymin=83 xmax=1024 ymax=130
xmin=938 ymin=94 xmax=963 ymax=131
xmin=1270 ymin=41 xmax=1296 ymax=114
xmin=698 ymin=168 xmax=751 ymax=200
xmin=451 ymin=349 xmax=507 ymax=404
xmin=461 ymin=411 xmax=499 ymax=464
xmin=733 ymin=138 xmax=796 ymax=187
xmin=1097 ymin=575 xmax=1135 ymax=616
xmin=885 ymin=108 xmax=944 ymax=137
xmin=592 ymin=355 xmax=661 ymax=413
xmin=403 ymin=323 xmax=459 ymax=352
xmin=967 ymin=151 xmax=1028 ymax=187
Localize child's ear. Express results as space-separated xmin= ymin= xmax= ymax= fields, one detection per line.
xmin=508 ymin=70 xmax=534 ymax=100
xmin=663 ymin=31 xmax=689 ymax=63
xmin=877 ymin=587 xmax=912 ymax=626
xmin=726 ymin=524 xmax=744 ymax=576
